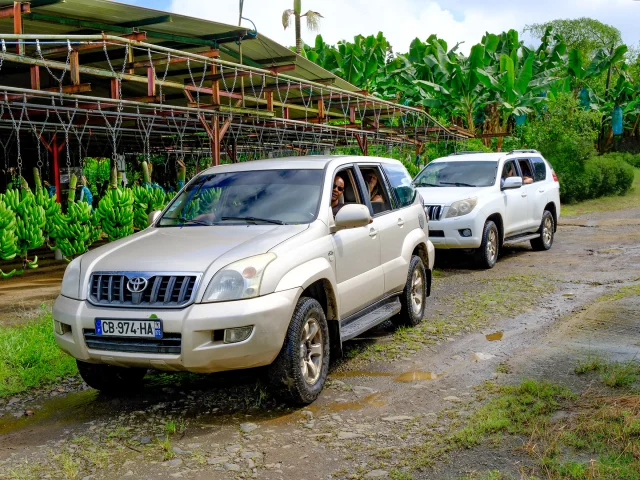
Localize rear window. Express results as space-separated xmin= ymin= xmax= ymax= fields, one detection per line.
xmin=382 ymin=163 xmax=416 ymax=208
xmin=531 ymin=158 xmax=547 ymax=182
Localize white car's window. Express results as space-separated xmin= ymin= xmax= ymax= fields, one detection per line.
xmin=531 ymin=158 xmax=547 ymax=182
xmin=382 ymin=163 xmax=416 ymax=208
xmin=414 ymin=161 xmax=498 ymax=188
xmin=159 ymin=169 xmax=323 ymax=226
xmin=359 ymin=165 xmax=392 ymax=215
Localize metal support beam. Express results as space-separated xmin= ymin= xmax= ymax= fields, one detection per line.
xmin=0 ymin=1 xmax=28 ymax=18
xmin=13 ymin=2 xmax=24 ymax=55
xmin=129 ymin=49 xmax=219 ymax=69
xmin=40 ymin=32 xmax=148 ymax=56
xmin=30 ymin=65 xmax=40 ymax=90
xmin=211 ymin=115 xmax=220 ymax=166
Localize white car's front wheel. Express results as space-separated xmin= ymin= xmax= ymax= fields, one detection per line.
xmin=475 ymin=220 xmax=499 ymax=269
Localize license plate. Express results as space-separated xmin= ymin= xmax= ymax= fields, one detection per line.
xmin=95 ymin=319 xmax=163 ymax=339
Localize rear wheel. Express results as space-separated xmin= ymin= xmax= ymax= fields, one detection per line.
xmin=392 ymin=255 xmax=426 ymax=327
xmin=531 ymin=210 xmax=554 ymax=251
xmin=269 ymin=297 xmax=330 ymax=405
xmin=475 ymin=220 xmax=499 ymax=269
xmin=76 ymin=360 xmax=146 ymax=395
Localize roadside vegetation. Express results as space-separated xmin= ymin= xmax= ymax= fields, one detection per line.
xmin=0 ymin=307 xmax=77 ymax=397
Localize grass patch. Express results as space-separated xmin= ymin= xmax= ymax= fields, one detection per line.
xmin=346 ymin=275 xmax=551 ymax=361
xmin=575 ymin=355 xmax=640 ymax=389
xmin=450 ymin=380 xmax=575 ymax=449
xmin=562 ymin=168 xmax=640 ymax=216
xmin=0 ymin=307 xmax=77 ymax=397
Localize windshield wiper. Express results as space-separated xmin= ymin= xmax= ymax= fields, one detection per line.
xmin=440 ymin=182 xmax=477 ymax=187
xmin=414 ymin=182 xmax=444 ymax=187
xmin=177 ymin=217 xmax=211 ymax=227
xmin=221 ymin=216 xmax=285 ymax=225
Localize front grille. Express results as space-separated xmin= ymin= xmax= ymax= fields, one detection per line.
xmin=89 ymin=273 xmax=199 ymax=308
xmin=429 ymin=230 xmax=445 ymax=238
xmin=84 ymin=329 xmax=181 ymax=354
xmin=424 ymin=205 xmax=444 ymax=221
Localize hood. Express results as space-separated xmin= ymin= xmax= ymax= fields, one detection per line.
xmin=416 ymin=186 xmax=490 ymax=206
xmin=81 ymin=224 xmax=308 ymax=275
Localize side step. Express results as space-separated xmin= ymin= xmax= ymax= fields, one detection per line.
xmin=503 ymin=233 xmax=539 ymax=245
xmin=340 ymin=297 xmax=401 ymax=342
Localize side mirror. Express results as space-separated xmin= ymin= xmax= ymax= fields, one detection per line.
xmin=334 ymin=204 xmax=371 ymax=229
xmin=502 ymin=177 xmax=523 ymax=190
xmin=148 ymin=210 xmax=162 ymax=226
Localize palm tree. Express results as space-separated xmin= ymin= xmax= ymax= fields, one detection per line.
xmin=282 ymin=0 xmax=323 ymax=55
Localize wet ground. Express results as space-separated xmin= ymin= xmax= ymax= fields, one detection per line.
xmin=0 ymin=206 xmax=639 ymax=480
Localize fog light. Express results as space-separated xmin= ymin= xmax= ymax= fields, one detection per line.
xmin=54 ymin=320 xmax=70 ymax=335
xmin=459 ymin=229 xmax=472 ymax=237
xmin=224 ymin=326 xmax=253 ymax=344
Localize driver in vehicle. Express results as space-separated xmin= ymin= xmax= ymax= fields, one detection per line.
xmin=502 ymin=162 xmax=533 ymax=187
xmin=331 ymin=176 xmax=345 ymax=217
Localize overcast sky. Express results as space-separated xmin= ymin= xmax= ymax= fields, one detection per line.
xmin=129 ymin=0 xmax=640 ymax=54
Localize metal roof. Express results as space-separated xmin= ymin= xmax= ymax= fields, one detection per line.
xmin=0 ymin=0 xmax=359 ymax=92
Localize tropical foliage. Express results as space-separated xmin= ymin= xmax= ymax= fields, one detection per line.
xmin=302 ymin=22 xmax=640 ymax=152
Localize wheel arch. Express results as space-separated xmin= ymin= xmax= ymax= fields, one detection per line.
xmin=485 ymin=213 xmax=504 ymax=247
xmin=544 ymin=202 xmax=558 ymax=232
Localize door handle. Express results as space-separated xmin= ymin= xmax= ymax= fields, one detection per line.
xmin=397 ymin=218 xmax=405 ymax=227
xmin=369 ymin=228 xmax=378 ymax=238
xmin=538 ymin=189 xmax=545 ymax=193
xmin=521 ymin=193 xmax=527 ymax=197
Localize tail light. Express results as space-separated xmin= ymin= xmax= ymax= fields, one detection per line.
xmin=552 ymin=172 xmax=558 ymax=182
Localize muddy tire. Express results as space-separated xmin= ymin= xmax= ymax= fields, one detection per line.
xmin=269 ymin=297 xmax=330 ymax=405
xmin=392 ymin=255 xmax=426 ymax=327
xmin=77 ymin=360 xmax=146 ymax=395
xmin=531 ymin=210 xmax=554 ymax=251
xmin=475 ymin=220 xmax=499 ymax=269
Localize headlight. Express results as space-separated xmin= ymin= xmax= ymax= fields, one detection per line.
xmin=60 ymin=257 xmax=82 ymax=299
xmin=445 ymin=197 xmax=478 ymax=218
xmin=203 ymin=253 xmax=276 ymax=303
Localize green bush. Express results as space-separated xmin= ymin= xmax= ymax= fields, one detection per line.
xmin=584 ymin=155 xmax=635 ymax=198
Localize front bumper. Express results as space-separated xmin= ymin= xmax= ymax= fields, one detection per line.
xmin=428 ymin=216 xmax=483 ymax=249
xmin=52 ymin=288 xmax=301 ymax=373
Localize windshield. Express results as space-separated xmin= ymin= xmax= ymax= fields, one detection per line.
xmin=414 ymin=161 xmax=498 ymax=188
xmin=158 ymin=169 xmax=323 ymax=227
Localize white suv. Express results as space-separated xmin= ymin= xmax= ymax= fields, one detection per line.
xmin=53 ymin=156 xmax=434 ymax=404
xmin=413 ymin=150 xmax=560 ymax=268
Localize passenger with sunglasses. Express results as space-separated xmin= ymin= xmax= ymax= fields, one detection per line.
xmin=331 ymin=176 xmax=345 ymax=217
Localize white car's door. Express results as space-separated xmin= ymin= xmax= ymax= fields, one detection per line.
xmin=331 ymin=166 xmax=384 ymax=317
xmin=501 ymin=160 xmax=530 ymax=235
xmin=528 ymin=157 xmax=552 ymax=229
xmin=517 ymin=158 xmax=544 ymax=230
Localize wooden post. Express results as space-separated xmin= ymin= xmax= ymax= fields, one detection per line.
xmin=317 ymin=99 xmax=325 ymax=122
xmin=147 ymin=67 xmax=156 ymax=96
xmin=231 ymin=141 xmax=237 ymax=163
xmin=30 ymin=65 xmax=40 ymax=90
xmin=283 ymin=107 xmax=290 ymax=120
xmin=211 ymin=116 xmax=221 ymax=166
xmin=13 ymin=2 xmax=23 ymax=55
xmin=265 ymin=91 xmax=274 ymax=112
xmin=110 ymin=78 xmax=119 ymax=99
xmin=211 ymin=63 xmax=220 ymax=105
xmin=349 ymin=106 xmax=356 ymax=124
xmin=70 ymin=51 xmax=80 ymax=85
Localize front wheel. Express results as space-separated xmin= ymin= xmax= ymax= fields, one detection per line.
xmin=76 ymin=360 xmax=146 ymax=395
xmin=530 ymin=210 xmax=554 ymax=251
xmin=392 ymin=255 xmax=427 ymax=327
xmin=269 ymin=297 xmax=330 ymax=405
xmin=475 ymin=220 xmax=499 ymax=269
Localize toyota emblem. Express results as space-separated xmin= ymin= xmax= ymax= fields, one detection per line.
xmin=127 ymin=277 xmax=148 ymax=293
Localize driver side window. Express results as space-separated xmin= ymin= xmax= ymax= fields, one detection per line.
xmin=332 ymin=167 xmax=366 ymax=217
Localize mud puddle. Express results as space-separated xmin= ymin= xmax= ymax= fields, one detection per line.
xmin=485 ymin=331 xmax=504 ymax=341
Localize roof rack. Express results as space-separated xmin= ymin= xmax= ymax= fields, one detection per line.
xmin=448 ymin=151 xmax=485 ymax=156
xmin=506 ymin=149 xmax=540 ymax=155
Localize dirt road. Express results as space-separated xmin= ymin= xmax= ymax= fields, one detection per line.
xmin=1 ymin=205 xmax=639 ymax=480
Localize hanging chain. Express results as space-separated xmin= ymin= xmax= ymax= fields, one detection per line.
xmin=24 ymin=106 xmax=50 ymax=177
xmin=0 ymin=39 xmax=5 ymax=73
xmin=36 ymin=39 xmax=72 ymax=95
xmin=5 ymin=94 xmax=26 ymax=178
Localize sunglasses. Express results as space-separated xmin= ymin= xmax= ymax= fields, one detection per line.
xmin=333 ymin=184 xmax=344 ymax=192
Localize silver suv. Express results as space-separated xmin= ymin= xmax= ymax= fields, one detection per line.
xmin=53 ymin=156 xmax=435 ymax=404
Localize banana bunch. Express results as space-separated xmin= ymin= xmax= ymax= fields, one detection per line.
xmin=0 ymin=195 xmax=18 ymax=277
xmin=55 ymin=201 xmax=94 ymax=258
xmin=14 ymin=181 xmax=46 ymax=268
xmin=96 ymin=187 xmax=134 ymax=241
xmin=149 ymin=187 xmax=166 ymax=212
xmin=132 ymin=185 xmax=150 ymax=231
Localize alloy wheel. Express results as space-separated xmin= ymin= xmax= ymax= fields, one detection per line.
xmin=299 ymin=317 xmax=323 ymax=385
